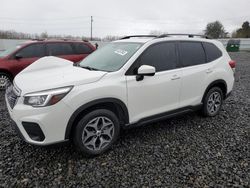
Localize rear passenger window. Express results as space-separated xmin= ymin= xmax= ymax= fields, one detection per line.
xmin=17 ymin=44 xmax=45 ymax=58
xmin=179 ymin=42 xmax=206 ymax=67
xmin=47 ymin=43 xmax=74 ymax=56
xmin=203 ymin=42 xmax=222 ymax=62
xmin=73 ymin=43 xmax=93 ymax=54
xmin=139 ymin=42 xmax=177 ymax=72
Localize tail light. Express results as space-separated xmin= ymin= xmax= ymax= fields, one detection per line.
xmin=229 ymin=60 xmax=236 ymax=73
xmin=229 ymin=60 xmax=236 ymax=69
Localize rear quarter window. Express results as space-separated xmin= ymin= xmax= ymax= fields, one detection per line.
xmin=73 ymin=43 xmax=93 ymax=54
xmin=203 ymin=42 xmax=222 ymax=62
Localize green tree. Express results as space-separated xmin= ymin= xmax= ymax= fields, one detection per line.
xmin=235 ymin=21 xmax=250 ymax=38
xmin=40 ymin=31 xmax=48 ymax=39
xmin=205 ymin=21 xmax=227 ymax=39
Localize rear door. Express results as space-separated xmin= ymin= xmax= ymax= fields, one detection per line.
xmin=126 ymin=42 xmax=182 ymax=123
xmin=178 ymin=41 xmax=213 ymax=107
xmin=8 ymin=43 xmax=45 ymax=75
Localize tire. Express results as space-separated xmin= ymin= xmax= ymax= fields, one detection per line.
xmin=73 ymin=109 xmax=120 ymax=156
xmin=0 ymin=72 xmax=11 ymax=90
xmin=202 ymin=87 xmax=223 ymax=117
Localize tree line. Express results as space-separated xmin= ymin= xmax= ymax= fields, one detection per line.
xmin=0 ymin=21 xmax=249 ymax=40
xmin=205 ymin=21 xmax=250 ymax=39
xmin=0 ymin=30 xmax=102 ymax=41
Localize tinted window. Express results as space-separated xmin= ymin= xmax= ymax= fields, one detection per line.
xmin=203 ymin=42 xmax=222 ymax=62
xmin=179 ymin=42 xmax=206 ymax=67
xmin=17 ymin=44 xmax=45 ymax=58
xmin=139 ymin=42 xmax=177 ymax=72
xmin=73 ymin=43 xmax=93 ymax=54
xmin=47 ymin=43 xmax=74 ymax=56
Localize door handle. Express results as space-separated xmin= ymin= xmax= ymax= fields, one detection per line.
xmin=171 ymin=75 xmax=181 ymax=80
xmin=206 ymin=69 xmax=213 ymax=74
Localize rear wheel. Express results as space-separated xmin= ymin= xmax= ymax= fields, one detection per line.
xmin=73 ymin=109 xmax=120 ymax=156
xmin=202 ymin=87 xmax=223 ymax=117
xmin=0 ymin=72 xmax=11 ymax=90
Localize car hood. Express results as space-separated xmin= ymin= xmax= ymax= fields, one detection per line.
xmin=14 ymin=56 xmax=107 ymax=94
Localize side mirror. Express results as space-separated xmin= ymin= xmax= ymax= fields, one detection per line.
xmin=15 ymin=53 xmax=23 ymax=59
xmin=136 ymin=65 xmax=156 ymax=81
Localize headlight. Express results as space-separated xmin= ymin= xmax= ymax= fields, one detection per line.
xmin=24 ymin=86 xmax=73 ymax=107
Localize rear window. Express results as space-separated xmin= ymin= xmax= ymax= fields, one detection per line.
xmin=73 ymin=43 xmax=93 ymax=54
xmin=203 ymin=42 xmax=222 ymax=62
xmin=47 ymin=43 xmax=74 ymax=56
xmin=179 ymin=42 xmax=206 ymax=67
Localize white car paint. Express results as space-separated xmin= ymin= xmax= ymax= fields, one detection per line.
xmin=15 ymin=56 xmax=107 ymax=94
xmin=5 ymin=36 xmax=235 ymax=145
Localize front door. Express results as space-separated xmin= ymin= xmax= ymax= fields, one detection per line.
xmin=126 ymin=42 xmax=182 ymax=123
xmin=9 ymin=43 xmax=46 ymax=75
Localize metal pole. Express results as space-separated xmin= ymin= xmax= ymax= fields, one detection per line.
xmin=91 ymin=16 xmax=93 ymax=41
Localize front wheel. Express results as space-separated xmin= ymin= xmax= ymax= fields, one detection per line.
xmin=202 ymin=87 xmax=223 ymax=117
xmin=0 ymin=72 xmax=11 ymax=90
xmin=73 ymin=109 xmax=120 ymax=156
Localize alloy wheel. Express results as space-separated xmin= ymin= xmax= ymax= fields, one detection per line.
xmin=207 ymin=91 xmax=222 ymax=115
xmin=82 ymin=116 xmax=115 ymax=151
xmin=0 ymin=74 xmax=10 ymax=90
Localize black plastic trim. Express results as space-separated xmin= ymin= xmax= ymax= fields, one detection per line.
xmin=65 ymin=98 xmax=129 ymax=139
xmin=157 ymin=33 xmax=210 ymax=39
xmin=202 ymin=79 xmax=227 ymax=101
xmin=120 ymin=35 xmax=157 ymax=40
xmin=11 ymin=121 xmax=69 ymax=146
xmin=125 ymin=104 xmax=202 ymax=128
xmin=22 ymin=122 xmax=45 ymax=141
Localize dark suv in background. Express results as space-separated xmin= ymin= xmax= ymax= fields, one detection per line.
xmin=0 ymin=40 xmax=96 ymax=89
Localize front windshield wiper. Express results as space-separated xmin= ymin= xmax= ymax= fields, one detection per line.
xmin=80 ymin=65 xmax=100 ymax=71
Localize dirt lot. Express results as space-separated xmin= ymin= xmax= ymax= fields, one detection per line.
xmin=0 ymin=52 xmax=249 ymax=187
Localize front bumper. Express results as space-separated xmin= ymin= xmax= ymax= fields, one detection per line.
xmin=5 ymin=93 xmax=72 ymax=145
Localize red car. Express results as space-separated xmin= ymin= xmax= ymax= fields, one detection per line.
xmin=0 ymin=40 xmax=96 ymax=89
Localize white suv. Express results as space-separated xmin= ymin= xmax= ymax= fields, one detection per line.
xmin=5 ymin=34 xmax=235 ymax=156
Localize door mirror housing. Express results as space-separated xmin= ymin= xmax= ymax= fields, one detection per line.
xmin=15 ymin=53 xmax=23 ymax=59
xmin=136 ymin=65 xmax=156 ymax=81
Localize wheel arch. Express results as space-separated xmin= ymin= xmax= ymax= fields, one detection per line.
xmin=202 ymin=79 xmax=227 ymax=102
xmin=65 ymin=98 xmax=129 ymax=140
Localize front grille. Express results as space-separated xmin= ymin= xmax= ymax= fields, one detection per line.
xmin=6 ymin=84 xmax=19 ymax=109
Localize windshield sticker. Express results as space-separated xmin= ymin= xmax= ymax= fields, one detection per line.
xmin=114 ymin=49 xmax=128 ymax=56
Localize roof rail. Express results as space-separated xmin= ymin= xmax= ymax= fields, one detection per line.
xmin=31 ymin=38 xmax=45 ymax=41
xmin=157 ymin=34 xmax=210 ymax=39
xmin=120 ymin=35 xmax=158 ymax=40
xmin=31 ymin=38 xmax=88 ymax=42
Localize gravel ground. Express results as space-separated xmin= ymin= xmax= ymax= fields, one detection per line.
xmin=0 ymin=52 xmax=250 ymax=187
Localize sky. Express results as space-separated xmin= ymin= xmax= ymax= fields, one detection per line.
xmin=0 ymin=0 xmax=249 ymax=38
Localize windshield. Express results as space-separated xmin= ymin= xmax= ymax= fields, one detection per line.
xmin=0 ymin=45 xmax=22 ymax=57
xmin=79 ymin=42 xmax=142 ymax=72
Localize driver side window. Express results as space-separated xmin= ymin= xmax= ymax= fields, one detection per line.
xmin=16 ymin=44 xmax=45 ymax=58
xmin=126 ymin=42 xmax=177 ymax=75
xmin=140 ymin=42 xmax=177 ymax=72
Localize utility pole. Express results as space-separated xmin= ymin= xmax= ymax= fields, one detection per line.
xmin=90 ymin=16 xmax=93 ymax=41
